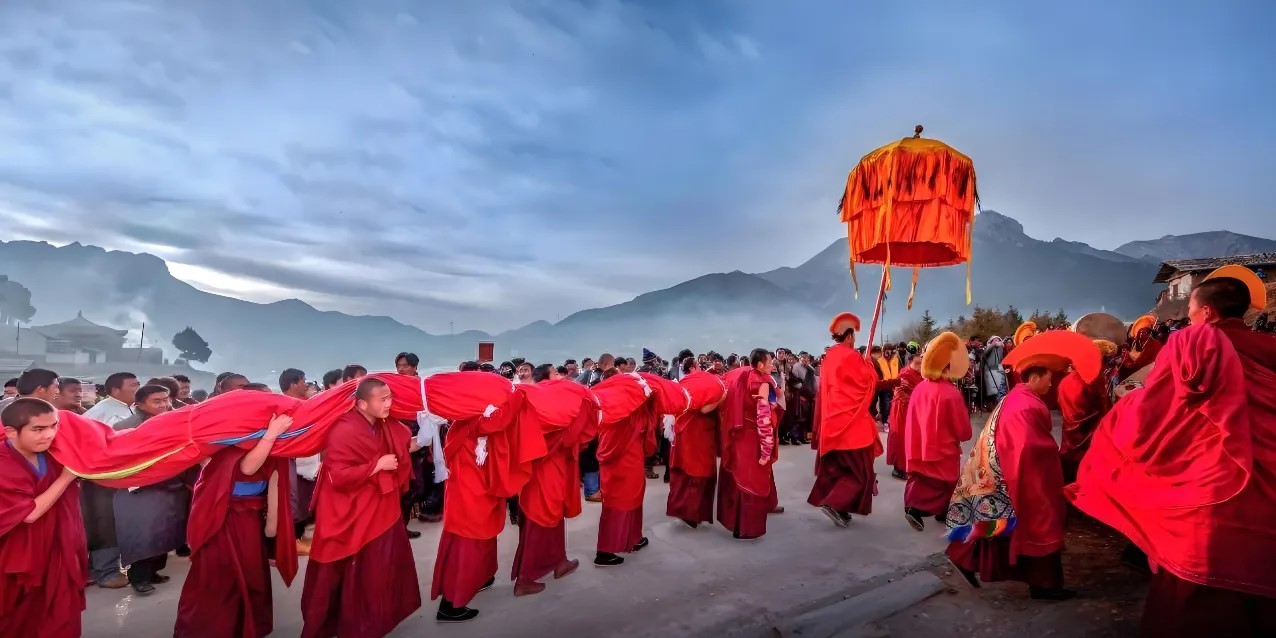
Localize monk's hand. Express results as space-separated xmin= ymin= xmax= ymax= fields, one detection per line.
xmin=265 ymin=414 xmax=293 ymax=440
xmin=408 ymin=438 xmax=421 ymax=453
xmin=758 ymin=457 xmax=768 ymax=466
xmin=374 ymin=453 xmax=399 ymax=473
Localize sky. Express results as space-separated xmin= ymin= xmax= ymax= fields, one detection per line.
xmin=0 ymin=1 xmax=1272 ymax=334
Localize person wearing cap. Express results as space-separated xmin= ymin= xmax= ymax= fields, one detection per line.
xmin=903 ymin=333 xmax=972 ymax=532
xmin=1118 ymin=314 xmax=1162 ymax=379
xmin=1056 ymin=340 xmax=1115 ymax=484
xmin=946 ymin=331 xmax=1095 ymax=602
xmin=807 ymin=312 xmax=882 ymax=528
xmin=886 ymin=353 xmax=922 ymax=481
xmin=1071 ymin=265 xmax=1276 ymax=636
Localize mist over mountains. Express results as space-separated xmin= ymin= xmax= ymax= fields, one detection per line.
xmin=2 ymin=211 xmax=1271 ymax=377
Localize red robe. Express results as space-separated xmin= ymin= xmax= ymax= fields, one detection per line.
xmin=996 ymin=385 xmax=1066 ymax=559
xmin=177 ymin=449 xmax=296 ymax=638
xmin=1070 ymin=322 xmax=1276 ymax=600
xmin=0 ymin=443 xmax=87 ymax=638
xmin=716 ymin=369 xmax=779 ymax=538
xmin=513 ymin=381 xmax=598 ymax=583
xmin=595 ymin=393 xmax=657 ymax=553
xmin=1055 ymin=369 xmax=1110 ymax=482
xmin=301 ymin=411 xmax=419 ymax=638
xmin=1119 ymin=336 xmax=1163 ymax=379
xmin=667 ymin=410 xmax=719 ymax=524
xmin=433 ymin=393 xmax=545 ymax=605
xmin=807 ymin=344 xmax=881 ymax=516
xmin=886 ymin=366 xmax=923 ymax=471
xmin=903 ymin=379 xmax=971 ymax=514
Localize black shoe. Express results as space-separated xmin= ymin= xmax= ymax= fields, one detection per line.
xmin=175 ymin=544 xmax=191 ymax=558
xmin=819 ymin=505 xmax=850 ymax=528
xmin=1029 ymin=587 xmax=1078 ymax=601
xmin=905 ymin=508 xmax=925 ymax=532
xmin=948 ymin=558 xmax=982 ymax=589
xmin=631 ymin=536 xmax=649 ymax=552
xmin=680 ymin=519 xmax=699 ymax=529
xmin=406 ymin=529 xmax=423 ymax=539
xmin=478 ymin=576 xmax=495 ymax=592
xmin=132 ymin=582 xmax=155 ymax=596
xmin=594 ymin=552 xmax=624 ymax=567
xmin=663 ymin=472 xmax=670 ymax=484
xmin=150 ymin=573 xmax=171 ymax=584
xmin=891 ymin=468 xmax=907 ymax=480
xmin=436 ymin=599 xmax=480 ymax=623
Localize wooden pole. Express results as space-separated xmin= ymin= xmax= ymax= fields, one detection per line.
xmin=863 ymin=267 xmax=889 ymax=361
xmin=137 ymin=322 xmax=145 ymax=362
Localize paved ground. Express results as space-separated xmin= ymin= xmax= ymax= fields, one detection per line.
xmin=83 ymin=434 xmax=953 ymax=638
xmin=83 ymin=413 xmax=1147 ymax=637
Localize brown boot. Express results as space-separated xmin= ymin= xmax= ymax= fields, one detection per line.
xmin=553 ymin=559 xmax=580 ymax=579
xmin=513 ymin=580 xmax=546 ymax=596
xmin=585 ymin=492 xmax=604 ymax=503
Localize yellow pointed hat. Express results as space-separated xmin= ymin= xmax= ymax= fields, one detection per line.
xmin=1013 ymin=321 xmax=1038 ymax=346
xmin=921 ymin=331 xmax=969 ymax=381
xmin=1204 ymin=265 xmax=1267 ymax=312
xmin=1129 ymin=314 xmax=1156 ymax=338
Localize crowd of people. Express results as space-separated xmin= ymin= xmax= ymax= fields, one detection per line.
xmin=2 ymin=266 xmax=1273 ymax=637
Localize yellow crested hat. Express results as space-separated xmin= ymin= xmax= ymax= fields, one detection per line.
xmin=829 ymin=312 xmax=861 ymax=336
xmin=921 ymin=331 xmax=969 ymax=381
xmin=1092 ymin=339 xmax=1118 ymax=357
xmin=1129 ymin=314 xmax=1156 ymax=338
xmin=1003 ymin=330 xmax=1103 ymax=382
xmin=1013 ymin=321 xmax=1038 ymax=346
xmin=1204 ymin=265 xmax=1267 ymax=312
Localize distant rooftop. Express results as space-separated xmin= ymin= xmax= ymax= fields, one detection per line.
xmin=1153 ymin=253 xmax=1276 ymax=283
xmin=30 ymin=311 xmax=128 ymax=337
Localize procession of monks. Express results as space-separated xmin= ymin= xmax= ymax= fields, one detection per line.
xmin=2 ymin=264 xmax=1274 ymax=637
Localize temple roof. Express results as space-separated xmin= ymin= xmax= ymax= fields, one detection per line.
xmin=31 ymin=311 xmax=129 ymax=337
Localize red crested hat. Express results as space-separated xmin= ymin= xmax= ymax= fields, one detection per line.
xmin=829 ymin=312 xmax=861 ymax=336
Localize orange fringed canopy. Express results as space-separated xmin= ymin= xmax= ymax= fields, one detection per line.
xmin=839 ymin=126 xmax=978 ymax=309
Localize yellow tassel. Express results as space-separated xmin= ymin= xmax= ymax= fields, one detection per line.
xmin=907 ymin=267 xmax=919 ymax=310
xmin=965 ymin=219 xmax=974 ymax=304
xmin=847 ymin=222 xmax=859 ymax=299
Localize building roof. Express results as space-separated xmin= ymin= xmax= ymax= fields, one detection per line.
xmin=0 ymin=359 xmax=36 ymax=378
xmin=1153 ymin=253 xmax=1276 ymax=283
xmin=30 ymin=311 xmax=128 ymax=337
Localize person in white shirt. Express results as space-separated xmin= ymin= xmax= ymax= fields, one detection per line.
xmin=80 ymin=371 xmax=140 ymax=589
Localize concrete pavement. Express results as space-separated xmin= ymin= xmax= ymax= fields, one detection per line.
xmin=83 ymin=433 xmax=959 ymax=638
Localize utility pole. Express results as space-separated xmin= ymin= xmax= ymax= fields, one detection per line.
xmin=137 ymin=322 xmax=145 ymax=362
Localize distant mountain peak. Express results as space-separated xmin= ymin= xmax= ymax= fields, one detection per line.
xmin=1115 ymin=230 xmax=1276 ymax=262
xmin=974 ymin=210 xmax=1024 ymax=238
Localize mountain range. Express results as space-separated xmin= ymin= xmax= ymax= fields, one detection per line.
xmin=2 ymin=211 xmax=1273 ymax=379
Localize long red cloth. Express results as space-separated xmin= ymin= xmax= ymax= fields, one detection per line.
xmin=1069 ymin=322 xmax=1276 ymax=598
xmin=886 ymin=366 xmax=922 ymax=469
xmin=0 ymin=444 xmax=87 ymax=638
xmin=812 ymin=344 xmax=881 ymax=460
xmin=518 ymin=380 xmax=598 ymax=528
xmin=308 ymin=411 xmax=412 ymax=563
xmin=595 ymin=376 xmax=657 ymax=512
xmin=904 ymin=379 xmax=971 ymax=483
xmin=996 ymin=385 xmax=1066 ymax=560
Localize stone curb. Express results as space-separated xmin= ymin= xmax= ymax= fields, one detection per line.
xmin=773 ymin=571 xmax=947 ymax=638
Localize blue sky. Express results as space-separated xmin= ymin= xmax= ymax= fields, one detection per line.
xmin=0 ymin=1 xmax=1272 ymax=333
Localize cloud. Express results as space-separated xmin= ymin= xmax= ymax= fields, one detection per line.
xmin=0 ymin=0 xmax=1272 ymax=335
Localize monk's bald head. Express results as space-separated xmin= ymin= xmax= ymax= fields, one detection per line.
xmin=1190 ymin=277 xmax=1250 ymax=325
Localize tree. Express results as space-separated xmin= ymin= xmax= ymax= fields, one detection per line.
xmin=1052 ymin=308 xmax=1070 ymax=329
xmin=1003 ymin=305 xmax=1024 ymax=328
xmin=172 ymin=327 xmax=212 ymax=363
xmin=1028 ymin=308 xmax=1054 ymax=330
xmin=918 ymin=309 xmax=939 ymax=343
xmin=0 ymin=275 xmax=37 ymax=326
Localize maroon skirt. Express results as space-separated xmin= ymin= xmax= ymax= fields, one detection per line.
xmin=666 ymin=468 xmax=715 ymax=524
xmin=903 ymin=473 xmax=956 ymax=516
xmin=510 ymin=519 xmax=566 ymax=583
xmin=945 ymin=537 xmax=1063 ymax=589
xmin=716 ymin=467 xmax=769 ymax=539
xmin=175 ymin=497 xmax=272 ymax=638
xmin=807 ymin=448 xmax=876 ymax=516
xmin=597 ymin=505 xmax=644 ymax=554
xmin=1141 ymin=569 xmax=1276 ymax=637
xmin=431 ymin=532 xmax=497 ymax=607
xmin=300 ymin=524 xmax=421 ymax=638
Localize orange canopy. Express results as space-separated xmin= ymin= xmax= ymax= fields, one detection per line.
xmin=840 ymin=128 xmax=978 ymax=309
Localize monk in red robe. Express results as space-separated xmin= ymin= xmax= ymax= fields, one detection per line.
xmin=946 ymin=366 xmax=1073 ymax=600
xmin=300 ymin=378 xmax=420 ymax=638
xmin=176 ymin=410 xmax=298 ymax=638
xmin=510 ymin=371 xmax=597 ymax=596
xmin=667 ymin=363 xmax=725 ymax=528
xmin=433 ymin=388 xmax=544 ymax=621
xmin=1118 ymin=322 xmax=1162 ymax=379
xmin=1070 ymin=273 xmax=1276 ymax=636
xmin=593 ymin=374 xmax=658 ymax=565
xmin=903 ymin=332 xmax=972 ymax=532
xmin=886 ymin=355 xmax=922 ymax=480
xmin=1055 ymin=364 xmax=1110 ymax=484
xmin=716 ymin=349 xmax=781 ymax=540
xmin=0 ymin=398 xmax=86 ymax=638
xmin=808 ymin=312 xmax=881 ymax=527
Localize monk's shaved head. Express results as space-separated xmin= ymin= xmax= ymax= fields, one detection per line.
xmin=1192 ymin=278 xmax=1250 ymax=320
xmin=355 ymin=377 xmax=388 ymax=401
